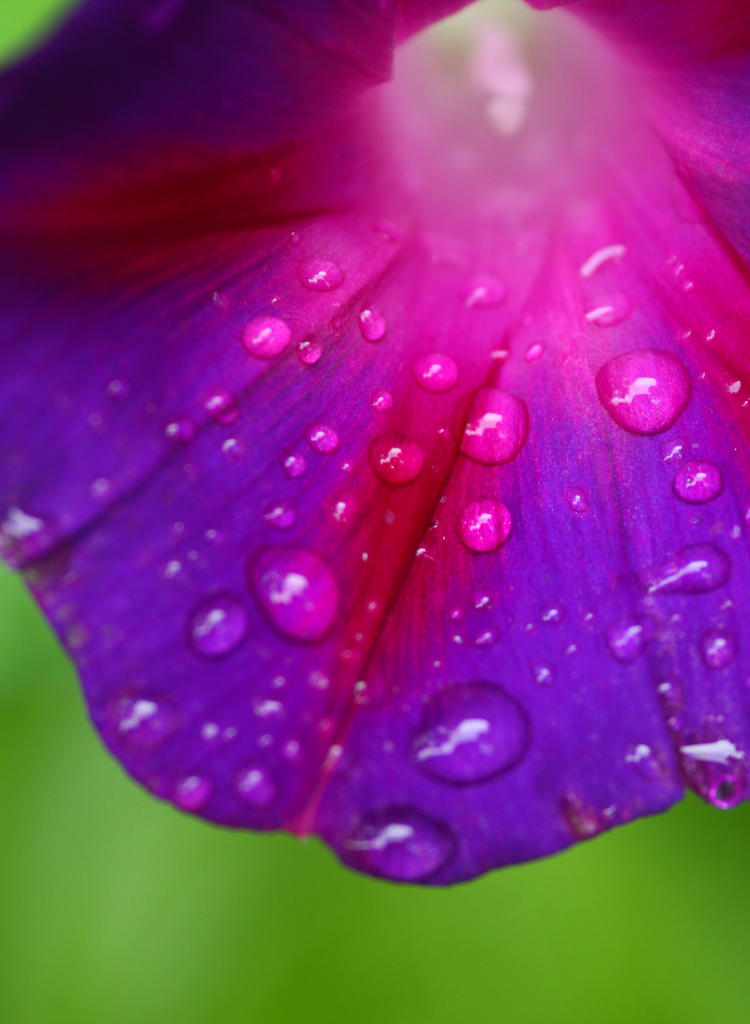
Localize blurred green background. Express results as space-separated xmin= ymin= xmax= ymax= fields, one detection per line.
xmin=2 ymin=3 xmax=750 ymax=1023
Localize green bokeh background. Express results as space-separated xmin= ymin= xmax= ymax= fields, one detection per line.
xmin=1 ymin=3 xmax=749 ymax=1022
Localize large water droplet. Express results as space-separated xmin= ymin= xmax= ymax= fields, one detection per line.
xmin=111 ymin=695 xmax=176 ymax=750
xmin=673 ymin=460 xmax=723 ymax=503
xmin=457 ymin=500 xmax=512 ymax=552
xmin=368 ymin=434 xmax=424 ymax=484
xmin=411 ymin=353 xmax=459 ymax=393
xmin=641 ymin=543 xmax=731 ymax=595
xmin=250 ymin=548 xmax=339 ymax=641
xmin=460 ymin=388 xmax=528 ymax=464
xmin=242 ymin=316 xmax=291 ymax=359
xmin=371 ymin=389 xmax=393 ymax=412
xmin=359 ymin=307 xmax=387 ymax=342
xmin=411 ymin=682 xmax=529 ymax=784
xmin=188 ymin=592 xmax=249 ymax=658
xmin=297 ymin=258 xmax=344 ymax=292
xmin=595 ymin=349 xmax=691 ymax=435
xmin=343 ymin=809 xmax=454 ymax=882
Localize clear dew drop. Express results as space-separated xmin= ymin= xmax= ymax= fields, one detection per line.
xmin=673 ymin=460 xmax=723 ymax=504
xmin=464 ymin=275 xmax=506 ymax=308
xmin=111 ymin=695 xmax=175 ymax=750
xmin=264 ymin=502 xmax=296 ymax=529
xmin=235 ymin=765 xmax=277 ymax=807
xmin=242 ymin=316 xmax=291 ymax=359
xmin=371 ymin=389 xmax=393 ymax=412
xmin=605 ymin=618 xmax=647 ymax=663
xmin=457 ymin=500 xmax=512 ymax=552
xmin=203 ymin=391 xmax=238 ymax=425
xmin=707 ymin=774 xmax=743 ymax=809
xmin=188 ymin=592 xmax=249 ymax=658
xmin=282 ymin=451 xmax=307 ymax=478
xmin=411 ymin=353 xmax=459 ymax=393
xmin=250 ymin=547 xmax=339 ymax=642
xmin=343 ymin=809 xmax=455 ymax=882
xmin=700 ymin=628 xmax=737 ymax=669
xmin=595 ymin=349 xmax=691 ymax=435
xmin=297 ymin=338 xmax=323 ymax=365
xmin=411 ymin=682 xmax=529 ymax=784
xmin=641 ymin=543 xmax=731 ymax=595
xmin=460 ymin=387 xmax=528 ymax=465
xmin=368 ymin=434 xmax=424 ymax=485
xmin=566 ymin=487 xmax=589 ymax=514
xmin=625 ymin=743 xmax=663 ymax=782
xmin=164 ymin=417 xmax=196 ymax=443
xmin=584 ymin=292 xmax=631 ymax=327
xmin=297 ymin=258 xmax=344 ymax=292
xmin=359 ymin=307 xmax=387 ymax=342
xmin=329 ymin=491 xmax=357 ymax=524
xmin=306 ymin=423 xmax=340 ymax=454
xmin=524 ymin=342 xmax=545 ymax=362
xmin=174 ymin=774 xmax=213 ymax=811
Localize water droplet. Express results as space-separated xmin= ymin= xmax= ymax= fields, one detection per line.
xmin=707 ymin=774 xmax=743 ymax=809
xmin=297 ymin=258 xmax=344 ymax=292
xmin=560 ymin=793 xmax=600 ymax=838
xmin=174 ymin=774 xmax=213 ymax=811
xmin=329 ymin=492 xmax=357 ymax=524
xmin=297 ymin=338 xmax=323 ymax=365
xmin=411 ymin=353 xmax=459 ymax=393
xmin=188 ymin=592 xmax=249 ymax=658
xmin=343 ymin=809 xmax=454 ymax=882
xmin=566 ymin=487 xmax=589 ymax=514
xmin=584 ymin=293 xmax=631 ymax=327
xmin=111 ymin=696 xmax=175 ymax=750
xmin=641 ymin=543 xmax=731 ymax=595
xmin=457 ymin=500 xmax=512 ymax=552
xmin=242 ymin=316 xmax=291 ymax=359
xmin=282 ymin=452 xmax=307 ymax=478
xmin=411 ymin=682 xmax=528 ymax=784
xmin=359 ymin=307 xmax=387 ymax=342
xmin=579 ymin=243 xmax=626 ymax=278
xmin=524 ymin=342 xmax=545 ymax=361
xmin=368 ymin=434 xmax=424 ymax=485
xmin=460 ymin=388 xmax=528 ymax=464
xmin=673 ymin=460 xmax=723 ymax=503
xmin=250 ymin=548 xmax=339 ymax=641
xmin=236 ymin=765 xmax=277 ymax=807
xmin=595 ymin=349 xmax=691 ymax=435
xmin=625 ymin=743 xmax=663 ymax=782
xmin=204 ymin=391 xmax=238 ymax=425
xmin=657 ymin=677 xmax=685 ymax=731
xmin=306 ymin=423 xmax=340 ymax=454
xmin=371 ymin=389 xmax=393 ymax=412
xmin=264 ymin=502 xmax=296 ymax=529
xmin=605 ymin=618 xmax=648 ymax=662
xmin=700 ymin=628 xmax=737 ymax=669
xmin=165 ymin=417 xmax=196 ymax=443
xmin=464 ymin=275 xmax=506 ymax=308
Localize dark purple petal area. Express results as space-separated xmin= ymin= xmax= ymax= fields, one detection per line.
xmin=2 ymin=1 xmax=750 ymax=884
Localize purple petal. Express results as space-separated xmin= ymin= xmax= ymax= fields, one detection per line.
xmin=2 ymin=3 xmax=750 ymax=885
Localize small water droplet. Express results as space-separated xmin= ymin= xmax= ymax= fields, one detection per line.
xmin=111 ymin=696 xmax=175 ymax=750
xmin=700 ymin=628 xmax=737 ymax=669
xmin=188 ymin=592 xmax=249 ymax=658
xmin=371 ymin=389 xmax=393 ymax=412
xmin=673 ymin=460 xmax=723 ymax=503
xmin=368 ymin=434 xmax=424 ymax=485
xmin=566 ymin=487 xmax=589 ymax=514
xmin=707 ymin=774 xmax=743 ymax=809
xmin=250 ymin=548 xmax=339 ymax=641
xmin=242 ymin=316 xmax=291 ymax=359
xmin=298 ymin=258 xmax=344 ymax=291
xmin=584 ymin=293 xmax=631 ymax=327
xmin=595 ymin=349 xmax=691 ymax=435
xmin=460 ymin=388 xmax=528 ymax=464
xmin=411 ymin=682 xmax=528 ymax=784
xmin=235 ymin=765 xmax=277 ymax=807
xmin=329 ymin=492 xmax=357 ymax=524
xmin=561 ymin=793 xmax=600 ymax=838
xmin=457 ymin=500 xmax=512 ymax=552
xmin=524 ymin=342 xmax=545 ymax=361
xmin=411 ymin=353 xmax=459 ymax=393
xmin=343 ymin=809 xmax=455 ymax=882
xmin=204 ymin=392 xmax=238 ymax=425
xmin=165 ymin=417 xmax=196 ymax=443
xmin=641 ymin=543 xmax=731 ymax=595
xmin=297 ymin=338 xmax=323 ymax=365
xmin=282 ymin=451 xmax=307 ymax=478
xmin=264 ymin=502 xmax=296 ymax=529
xmin=359 ymin=307 xmax=387 ymax=342
xmin=464 ymin=275 xmax=506 ymax=308
xmin=605 ymin=618 xmax=649 ymax=662
xmin=174 ymin=774 xmax=213 ymax=811
xmin=306 ymin=423 xmax=340 ymax=454
xmin=625 ymin=743 xmax=663 ymax=782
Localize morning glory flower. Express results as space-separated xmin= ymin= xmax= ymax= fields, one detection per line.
xmin=1 ymin=0 xmax=749 ymax=885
